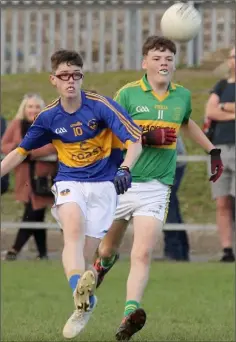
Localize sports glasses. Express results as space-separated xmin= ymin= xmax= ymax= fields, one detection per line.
xmin=54 ymin=72 xmax=84 ymax=81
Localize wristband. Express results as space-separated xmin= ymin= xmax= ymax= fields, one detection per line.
xmin=209 ymin=148 xmax=221 ymax=156
xmin=118 ymin=166 xmax=130 ymax=173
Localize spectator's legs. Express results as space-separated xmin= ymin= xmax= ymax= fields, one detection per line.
xmin=6 ymin=202 xmax=47 ymax=260
xmin=231 ymin=196 xmax=235 ymax=223
xmin=1 ymin=174 xmax=9 ymax=195
xmin=216 ymin=195 xmax=235 ymax=261
xmin=34 ymin=230 xmax=47 ymax=259
xmin=6 ymin=203 xmax=33 ymax=260
xmin=210 ymin=145 xmax=235 ymax=261
xmin=32 ymin=207 xmax=47 ymax=258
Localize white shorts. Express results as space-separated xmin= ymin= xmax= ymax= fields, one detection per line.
xmin=114 ymin=180 xmax=171 ymax=223
xmin=51 ymin=181 xmax=117 ymax=239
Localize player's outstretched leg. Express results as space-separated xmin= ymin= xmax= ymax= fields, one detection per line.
xmin=52 ymin=202 xmax=98 ymax=339
xmin=94 ymin=219 xmax=128 ymax=288
xmin=115 ymin=308 xmax=146 ymax=341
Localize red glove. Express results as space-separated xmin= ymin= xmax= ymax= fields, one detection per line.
xmin=142 ymin=127 xmax=177 ymax=146
xmin=209 ymin=148 xmax=224 ymax=182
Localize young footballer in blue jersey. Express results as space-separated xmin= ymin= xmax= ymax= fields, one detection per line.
xmin=1 ymin=49 xmax=142 ymax=339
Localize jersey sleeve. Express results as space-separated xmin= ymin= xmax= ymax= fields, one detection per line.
xmin=98 ymin=97 xmax=141 ymax=146
xmin=113 ymin=88 xmax=128 ymax=111
xmin=182 ymin=91 xmax=192 ymax=124
xmin=17 ymin=112 xmax=52 ymax=156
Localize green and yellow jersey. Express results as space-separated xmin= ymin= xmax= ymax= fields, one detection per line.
xmin=114 ymin=74 xmax=192 ymax=185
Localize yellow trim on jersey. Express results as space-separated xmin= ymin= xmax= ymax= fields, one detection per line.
xmin=140 ymin=78 xmax=177 ymax=93
xmin=151 ymin=90 xmax=170 ymax=102
xmin=16 ymin=147 xmax=29 ymax=156
xmin=85 ymin=93 xmax=141 ymax=139
xmin=113 ymin=80 xmax=141 ymax=100
xmin=172 ymin=83 xmax=183 ymax=88
xmin=112 ymin=133 xmax=124 ymax=150
xmin=140 ymin=78 xmax=147 ymax=91
xmin=33 ymin=98 xmax=60 ymax=122
xmin=42 ymin=98 xmax=60 ymax=112
xmin=52 ymin=129 xmax=113 ymax=168
xmin=112 ymin=133 xmax=134 ymax=150
xmin=45 ymin=98 xmax=60 ymax=109
xmin=124 ymin=139 xmax=138 ymax=148
xmin=134 ymin=119 xmax=180 ymax=150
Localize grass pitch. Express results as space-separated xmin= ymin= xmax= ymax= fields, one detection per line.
xmin=2 ymin=260 xmax=234 ymax=341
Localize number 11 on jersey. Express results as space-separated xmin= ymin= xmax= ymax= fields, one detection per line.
xmin=157 ymin=110 xmax=164 ymax=120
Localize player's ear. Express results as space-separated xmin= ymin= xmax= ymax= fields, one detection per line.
xmin=142 ymin=56 xmax=147 ymax=70
xmin=50 ymin=74 xmax=57 ymax=87
xmin=173 ymin=60 xmax=176 ymax=71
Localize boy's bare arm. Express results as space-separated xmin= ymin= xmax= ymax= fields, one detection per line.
xmin=1 ymin=149 xmax=27 ymax=177
xmin=223 ymin=102 xmax=235 ymax=113
xmin=121 ymin=140 xmax=142 ymax=170
xmin=181 ymin=119 xmax=215 ymax=152
xmin=206 ymin=94 xmax=235 ymax=121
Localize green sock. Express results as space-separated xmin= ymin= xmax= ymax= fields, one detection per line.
xmin=124 ymin=300 xmax=140 ymax=317
xmin=101 ymin=254 xmax=116 ymax=269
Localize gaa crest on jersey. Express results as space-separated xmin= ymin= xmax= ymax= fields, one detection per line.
xmin=173 ymin=107 xmax=182 ymax=121
xmin=136 ymin=106 xmax=149 ymax=113
xmin=88 ymin=119 xmax=98 ymax=130
xmin=60 ymin=189 xmax=70 ymax=196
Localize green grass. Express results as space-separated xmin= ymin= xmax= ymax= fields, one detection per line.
xmin=1 ymin=70 xmax=220 ymax=223
xmin=2 ymin=260 xmax=234 ymax=341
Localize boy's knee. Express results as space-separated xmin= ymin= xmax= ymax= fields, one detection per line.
xmin=216 ymin=197 xmax=232 ymax=212
xmin=131 ymin=248 xmax=151 ymax=265
xmin=63 ymin=225 xmax=81 ymax=242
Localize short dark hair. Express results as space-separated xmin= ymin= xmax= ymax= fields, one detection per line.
xmin=142 ymin=36 xmax=176 ymax=56
xmin=51 ymin=49 xmax=83 ymax=72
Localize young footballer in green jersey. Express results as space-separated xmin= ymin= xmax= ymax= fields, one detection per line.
xmin=94 ymin=36 xmax=223 ymax=340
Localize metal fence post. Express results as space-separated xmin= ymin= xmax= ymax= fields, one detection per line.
xmin=129 ymin=9 xmax=142 ymax=70
xmin=1 ymin=9 xmax=6 ymax=75
xmin=193 ymin=3 xmax=203 ymax=66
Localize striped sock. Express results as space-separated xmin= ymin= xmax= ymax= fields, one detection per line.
xmin=101 ymin=254 xmax=116 ymax=269
xmin=124 ymin=300 xmax=140 ymax=317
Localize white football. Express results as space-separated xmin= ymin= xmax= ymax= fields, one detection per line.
xmin=160 ymin=2 xmax=202 ymax=43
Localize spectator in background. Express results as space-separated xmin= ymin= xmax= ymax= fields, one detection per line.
xmin=1 ymin=94 xmax=57 ymax=261
xmin=205 ymin=47 xmax=235 ymax=262
xmin=163 ymin=136 xmax=189 ymax=261
xmin=1 ymin=116 xmax=9 ymax=195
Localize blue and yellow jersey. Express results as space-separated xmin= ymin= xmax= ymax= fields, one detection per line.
xmin=17 ymin=91 xmax=141 ymax=182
